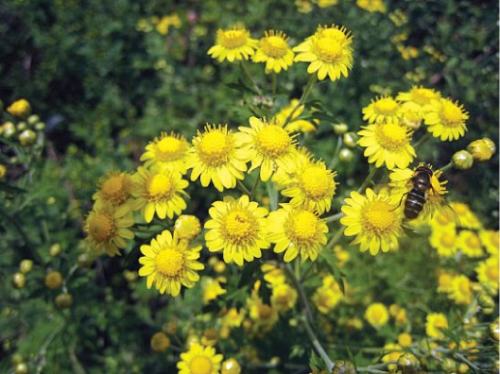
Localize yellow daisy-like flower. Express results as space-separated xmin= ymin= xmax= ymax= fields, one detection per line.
xmin=357 ymin=123 xmax=416 ymax=170
xmin=252 ymin=30 xmax=294 ymax=74
xmin=247 ymin=282 xmax=279 ymax=334
xmin=188 ymin=124 xmax=250 ymax=192
xmin=448 ymin=274 xmax=473 ymax=305
xmin=362 ymin=96 xmax=400 ymax=124
xmin=177 ymin=342 xmax=223 ymax=374
xmin=479 ymin=230 xmax=499 ymax=256
xmin=381 ymin=343 xmax=403 ymax=372
xmin=340 ymin=188 xmax=403 ymax=255
xmin=92 ymin=170 xmax=136 ymax=209
xmin=457 ymin=230 xmax=484 ymax=258
xmin=202 ymin=277 xmax=227 ymax=305
xmin=268 ymin=204 xmax=328 ymax=262
xmin=424 ymin=98 xmax=469 ymax=141
xmin=398 ymin=332 xmax=413 ymax=348
xmin=262 ymin=263 xmax=287 ymax=286
xmin=271 ymin=282 xmax=298 ymax=313
xmin=312 ymin=274 xmax=344 ymax=313
xmin=364 ymin=302 xmax=389 ymax=329
xmin=276 ymin=99 xmax=318 ymax=133
xmin=437 ymin=270 xmax=456 ymax=293
xmin=475 ymin=256 xmax=499 ymax=291
xmin=281 ymin=158 xmax=338 ymax=214
xmin=140 ymin=132 xmax=190 ymax=174
xmin=426 ymin=313 xmax=449 ymax=339
xmin=132 ymin=166 xmax=188 ymax=223
xmin=84 ymin=203 xmax=135 ymax=257
xmin=317 ymin=0 xmax=338 ymax=7
xmin=204 ymin=195 xmax=270 ymax=266
xmin=0 ymin=164 xmax=7 ymax=179
xmin=429 ymin=226 xmax=458 ymax=258
xmin=207 ymin=25 xmax=258 ymax=63
xmin=398 ymin=101 xmax=424 ymax=130
xmin=238 ymin=117 xmax=297 ymax=181
xmin=272 ymin=146 xmax=312 ymax=190
xmin=396 ymin=86 xmax=441 ymax=108
xmin=138 ymin=230 xmax=204 ymax=296
xmin=356 ymin=0 xmax=386 ymax=13
xmin=449 ymin=202 xmax=481 ymax=230
xmin=294 ymin=24 xmax=353 ymax=81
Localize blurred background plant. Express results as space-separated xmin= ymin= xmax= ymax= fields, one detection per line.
xmin=0 ymin=0 xmax=498 ymax=373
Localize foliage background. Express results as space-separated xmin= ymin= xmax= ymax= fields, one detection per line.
xmin=0 ymin=0 xmax=498 ymax=373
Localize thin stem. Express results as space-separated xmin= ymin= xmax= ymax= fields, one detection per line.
xmin=237 ymin=179 xmax=252 ymax=196
xmin=239 ymin=61 xmax=261 ymax=96
xmin=285 ymin=264 xmax=314 ymax=325
xmin=302 ymin=315 xmax=334 ymax=372
xmin=324 ymin=212 xmax=344 ymax=223
xmin=437 ymin=161 xmax=453 ymax=173
xmin=249 ymin=174 xmax=261 ymax=200
xmin=357 ymin=166 xmax=378 ymax=193
xmin=328 ymin=136 xmax=343 ymax=170
xmin=413 ymin=132 xmax=431 ymax=149
xmin=282 ymin=74 xmax=318 ymax=129
xmin=266 ymin=180 xmax=279 ymax=211
xmin=271 ymin=72 xmax=277 ymax=103
xmin=326 ymin=226 xmax=344 ymax=250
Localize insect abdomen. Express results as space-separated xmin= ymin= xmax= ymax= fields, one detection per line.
xmin=404 ymin=189 xmax=426 ymax=219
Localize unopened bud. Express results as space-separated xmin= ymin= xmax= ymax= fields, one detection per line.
xmin=7 ymin=99 xmax=31 ymax=118
xmin=467 ymin=138 xmax=496 ymax=162
xmin=174 ymin=215 xmax=202 ymax=241
xmin=331 ymin=360 xmax=356 ymax=374
xmin=489 ymin=318 xmax=499 ymax=341
xmin=221 ymin=358 xmax=241 ymax=374
xmin=441 ymin=358 xmax=457 ymax=373
xmin=333 ymin=123 xmax=348 ymax=135
xmin=339 ymin=148 xmax=354 ymax=163
xmin=18 ymin=129 xmax=37 ymax=146
xmin=343 ymin=132 xmax=358 ymax=148
xmin=452 ymin=150 xmax=473 ymax=170
xmin=27 ymin=115 xmax=40 ymax=125
xmin=19 ymin=260 xmax=34 ymax=274
xmin=1 ymin=122 xmax=16 ymax=138
xmin=397 ymin=353 xmax=420 ymax=374
xmin=478 ymin=292 xmax=495 ymax=308
xmin=55 ymin=293 xmax=73 ymax=308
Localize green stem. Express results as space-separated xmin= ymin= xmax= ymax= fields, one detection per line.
xmin=303 ymin=314 xmax=334 ymax=372
xmin=413 ymin=132 xmax=431 ymax=149
xmin=437 ymin=161 xmax=453 ymax=173
xmin=324 ymin=212 xmax=344 ymax=223
xmin=285 ymin=264 xmax=314 ymax=325
xmin=357 ymin=166 xmax=378 ymax=193
xmin=237 ymin=179 xmax=252 ymax=196
xmin=328 ymin=136 xmax=343 ymax=170
xmin=282 ymin=74 xmax=318 ymax=129
xmin=239 ymin=61 xmax=261 ymax=96
xmin=266 ymin=180 xmax=279 ymax=211
xmin=326 ymin=226 xmax=345 ymax=250
xmin=249 ymin=174 xmax=261 ymax=200
xmin=271 ymin=72 xmax=277 ymax=103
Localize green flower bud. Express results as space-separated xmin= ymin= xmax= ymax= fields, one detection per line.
xmin=452 ymin=150 xmax=473 ymax=170
xmin=467 ymin=138 xmax=496 ymax=162
xmin=34 ymin=122 xmax=46 ymax=131
xmin=343 ymin=132 xmax=358 ymax=148
xmin=55 ymin=293 xmax=73 ymax=308
xmin=27 ymin=115 xmax=40 ymax=125
xmin=331 ymin=360 xmax=356 ymax=374
xmin=478 ymin=292 xmax=495 ymax=308
xmin=11 ymin=272 xmax=26 ymax=289
xmin=333 ymin=123 xmax=348 ymax=135
xmin=489 ymin=318 xmax=499 ymax=341
xmin=18 ymin=129 xmax=37 ymax=146
xmin=49 ymin=243 xmax=61 ymax=257
xmin=339 ymin=148 xmax=354 ymax=163
xmin=19 ymin=259 xmax=34 ymax=274
xmin=17 ymin=121 xmax=27 ymax=131
xmin=1 ymin=122 xmax=16 ymax=138
xmin=441 ymin=358 xmax=457 ymax=373
xmin=15 ymin=362 xmax=29 ymax=374
xmin=397 ymin=353 xmax=420 ymax=374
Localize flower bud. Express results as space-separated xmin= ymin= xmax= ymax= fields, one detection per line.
xmin=482 ymin=307 xmax=494 ymax=315
xmin=333 ymin=123 xmax=348 ymax=135
xmin=478 ymin=292 xmax=495 ymax=308
xmin=343 ymin=132 xmax=358 ymax=148
xmin=339 ymin=148 xmax=354 ymax=163
xmin=55 ymin=293 xmax=73 ymax=308
xmin=489 ymin=318 xmax=499 ymax=341
xmin=34 ymin=122 xmax=46 ymax=131
xmin=397 ymin=353 xmax=420 ymax=374
xmin=441 ymin=358 xmax=457 ymax=373
xmin=467 ymin=138 xmax=496 ymax=162
xmin=150 ymin=332 xmax=170 ymax=352
xmin=27 ymin=115 xmax=40 ymax=125
xmin=17 ymin=122 xmax=27 ymax=131
xmin=452 ymin=150 xmax=473 ymax=170
xmin=11 ymin=272 xmax=26 ymax=289
xmin=1 ymin=122 xmax=16 ymax=138
xmin=7 ymin=99 xmax=31 ymax=118
xmin=221 ymin=358 xmax=241 ymax=374
xmin=19 ymin=259 xmax=34 ymax=274
xmin=45 ymin=271 xmax=63 ymax=290
xmin=14 ymin=362 xmax=29 ymax=374
xmin=18 ymin=129 xmax=37 ymax=146
xmin=174 ymin=215 xmax=202 ymax=241
xmin=0 ymin=164 xmax=7 ymax=180
xmin=331 ymin=360 xmax=356 ymax=374
xmin=49 ymin=243 xmax=62 ymax=256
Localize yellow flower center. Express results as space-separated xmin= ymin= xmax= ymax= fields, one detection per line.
xmin=465 ymin=234 xmax=481 ymax=249
xmin=440 ymin=232 xmax=455 ymax=247
xmin=362 ymin=201 xmax=397 ymax=235
xmin=411 ymin=88 xmax=437 ymax=105
xmin=440 ymin=101 xmax=463 ymax=127
xmin=315 ymin=37 xmax=342 ymax=63
xmin=374 ymin=98 xmax=399 ymax=114
xmin=100 ymin=174 xmax=131 ymax=204
xmin=189 ymin=356 xmax=213 ymax=374
xmin=198 ymin=130 xmax=231 ymax=167
xmin=434 ymin=318 xmax=448 ymax=330
xmin=289 ymin=210 xmax=318 ymax=242
xmin=458 ymin=278 xmax=470 ymax=294
xmin=258 ymin=304 xmax=273 ymax=320
xmin=156 ymin=136 xmax=184 ymax=161
xmin=155 ymin=248 xmax=184 ymax=277
xmin=376 ymin=123 xmax=409 ymax=151
xmin=223 ymin=209 xmax=256 ymax=244
xmin=218 ymin=29 xmax=248 ymax=49
xmin=260 ymin=35 xmax=288 ymax=58
xmin=256 ymin=125 xmax=291 ymax=158
xmin=300 ymin=167 xmax=333 ymax=199
xmin=486 ymin=265 xmax=499 ymax=281
xmin=148 ymin=174 xmax=174 ymax=199
xmin=88 ymin=212 xmax=114 ymax=243
xmin=370 ymin=308 xmax=385 ymax=322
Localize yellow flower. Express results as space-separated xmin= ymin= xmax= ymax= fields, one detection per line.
xmin=138 ymin=230 xmax=204 ymax=296
xmin=437 ymin=270 xmax=456 ymax=293
xmin=317 ymin=0 xmax=338 ymax=7
xmin=268 ymin=204 xmax=328 ymax=262
xmin=424 ymin=98 xmax=468 ymax=141
xmin=208 ymin=25 xmax=258 ymax=63
xmin=475 ymin=256 xmax=499 ymax=291
xmin=188 ymin=124 xmax=250 ymax=191
xmin=281 ymin=158 xmax=338 ymax=214
xmin=398 ymin=332 xmax=413 ymax=347
xmin=357 ymin=123 xmax=416 ymax=170
xmin=155 ymin=14 xmax=181 ymax=35
xmin=202 ymin=277 xmax=227 ymax=304
xmin=0 ymin=164 xmax=7 ymax=179
xmin=222 ymin=307 xmax=245 ymax=329
xmin=396 ymin=86 xmax=441 ymax=108
xmin=84 ymin=203 xmax=135 ymax=257
xmin=479 ymin=230 xmax=499 ymax=256
xmin=247 ymin=283 xmax=279 ymax=334
xmin=204 ymin=195 xmax=270 ymax=266
xmin=312 ymin=275 xmax=344 ymax=313
xmin=364 ymin=302 xmax=389 ymax=328
xmin=341 ymin=188 xmax=403 ymax=255
xmin=150 ymin=332 xmax=170 ymax=352
xmin=398 ymin=102 xmax=424 ymax=130
xmin=294 ymin=24 xmax=353 ymax=81
xmin=262 ymin=263 xmax=286 ymax=286
xmin=177 ymin=342 xmax=223 ymax=374
xmin=356 ymin=0 xmax=386 ymax=13
xmin=271 ymin=146 xmax=312 ymax=190
xmin=7 ymin=99 xmax=31 ymax=118
xmin=429 ymin=227 xmax=458 ymax=258
xmin=448 ymin=274 xmax=473 ymax=305
xmin=92 ymin=170 xmax=136 ymax=209
xmin=333 ymin=245 xmax=350 ymax=268
xmin=276 ymin=99 xmax=318 ymax=133
xmin=271 ymin=282 xmax=298 ymax=313
xmin=252 ymin=30 xmax=294 ymax=74
xmin=426 ymin=313 xmax=449 ymax=339
xmin=381 ymin=343 xmax=403 ymax=372
xmin=132 ymin=166 xmax=188 ymax=223
xmin=467 ymin=138 xmax=496 ymax=162
xmin=221 ymin=358 xmax=242 ymax=374
xmin=362 ymin=96 xmax=400 ymax=124
xmin=449 ymin=202 xmax=482 ymax=230
xmin=140 ymin=132 xmax=190 ymax=174
xmin=457 ymin=230 xmax=484 ymax=258
xmin=238 ymin=117 xmax=297 ymax=181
